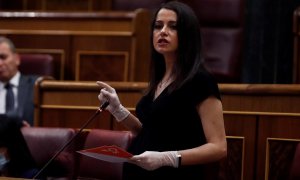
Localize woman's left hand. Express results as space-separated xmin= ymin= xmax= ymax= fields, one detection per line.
xmin=129 ymin=151 xmax=178 ymax=171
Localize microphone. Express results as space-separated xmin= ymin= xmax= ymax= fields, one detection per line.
xmin=33 ymin=101 xmax=109 ymax=179
xmin=99 ymin=101 xmax=109 ymax=110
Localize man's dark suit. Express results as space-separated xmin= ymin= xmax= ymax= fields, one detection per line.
xmin=7 ymin=74 xmax=38 ymax=126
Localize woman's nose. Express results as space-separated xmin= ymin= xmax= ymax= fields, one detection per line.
xmin=160 ymin=26 xmax=168 ymax=36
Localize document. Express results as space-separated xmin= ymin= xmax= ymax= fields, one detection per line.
xmin=77 ymin=145 xmax=133 ymax=163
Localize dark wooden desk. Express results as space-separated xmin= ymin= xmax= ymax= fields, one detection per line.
xmin=219 ymin=84 xmax=300 ymax=180
xmin=34 ymin=79 xmax=300 ymax=180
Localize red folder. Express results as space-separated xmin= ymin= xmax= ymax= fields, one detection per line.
xmin=77 ymin=145 xmax=133 ymax=163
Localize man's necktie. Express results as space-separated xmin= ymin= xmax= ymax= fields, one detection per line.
xmin=5 ymin=83 xmax=15 ymax=113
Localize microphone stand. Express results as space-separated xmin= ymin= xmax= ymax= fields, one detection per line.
xmin=33 ymin=101 xmax=109 ymax=179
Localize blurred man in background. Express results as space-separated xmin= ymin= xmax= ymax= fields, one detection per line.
xmin=0 ymin=36 xmax=38 ymax=126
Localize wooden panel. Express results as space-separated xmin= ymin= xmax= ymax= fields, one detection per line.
xmin=223 ymin=114 xmax=257 ymax=180
xmin=220 ymin=83 xmax=300 ymax=113
xmin=39 ymin=108 xmax=112 ymax=129
xmin=265 ymin=138 xmax=300 ymax=180
xmin=75 ymin=51 xmax=129 ymax=81
xmin=34 ymin=79 xmax=147 ymax=128
xmin=7 ymin=35 xmax=72 ymax=79
xmin=219 ymin=136 xmax=245 ymax=180
xmin=256 ymin=115 xmax=300 ymax=180
xmin=71 ymin=35 xmax=133 ymax=81
xmin=24 ymin=0 xmax=112 ymax=11
xmin=0 ymin=9 xmax=151 ymax=81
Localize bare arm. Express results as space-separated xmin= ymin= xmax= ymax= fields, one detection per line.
xmin=179 ymin=96 xmax=227 ymax=165
xmin=120 ymin=113 xmax=142 ymax=137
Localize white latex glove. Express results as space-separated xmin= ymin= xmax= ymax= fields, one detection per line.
xmin=129 ymin=151 xmax=180 ymax=171
xmin=96 ymin=81 xmax=130 ymax=122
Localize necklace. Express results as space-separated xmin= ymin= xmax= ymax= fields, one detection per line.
xmin=158 ymin=76 xmax=173 ymax=88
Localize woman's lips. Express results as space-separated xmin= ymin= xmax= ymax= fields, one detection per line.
xmin=157 ymin=39 xmax=169 ymax=46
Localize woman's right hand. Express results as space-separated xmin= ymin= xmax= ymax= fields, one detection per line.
xmin=97 ymin=81 xmax=121 ymax=112
xmin=96 ymin=81 xmax=130 ymax=122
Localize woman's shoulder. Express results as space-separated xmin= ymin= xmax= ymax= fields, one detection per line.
xmin=191 ymin=70 xmax=218 ymax=85
xmin=185 ymin=70 xmax=221 ymax=100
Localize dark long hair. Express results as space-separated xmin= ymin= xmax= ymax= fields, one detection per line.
xmin=147 ymin=1 xmax=206 ymax=96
